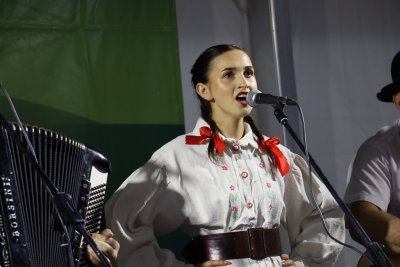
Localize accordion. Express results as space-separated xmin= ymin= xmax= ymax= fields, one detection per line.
xmin=0 ymin=122 xmax=110 ymax=267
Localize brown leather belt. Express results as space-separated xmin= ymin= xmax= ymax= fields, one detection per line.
xmin=181 ymin=228 xmax=282 ymax=264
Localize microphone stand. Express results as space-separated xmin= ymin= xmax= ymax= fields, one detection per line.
xmin=272 ymin=104 xmax=392 ymax=267
xmin=0 ymin=113 xmax=112 ymax=267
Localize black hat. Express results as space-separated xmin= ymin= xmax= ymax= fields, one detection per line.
xmin=377 ymin=51 xmax=400 ymax=102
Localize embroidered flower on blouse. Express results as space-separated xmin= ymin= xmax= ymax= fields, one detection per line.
xmin=222 ymin=165 xmax=228 ymax=171
xmin=266 ymin=190 xmax=277 ymax=201
xmin=266 ymin=182 xmax=272 ymax=188
xmin=268 ymin=203 xmax=273 ymax=214
xmin=259 ymin=162 xmax=265 ymax=168
xmin=229 ymin=192 xmax=239 ymax=221
xmin=229 ymin=192 xmax=238 ymax=202
xmin=229 ymin=185 xmax=235 ymax=190
xmin=231 ymin=206 xmax=238 ymax=221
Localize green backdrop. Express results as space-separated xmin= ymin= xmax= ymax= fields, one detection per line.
xmin=0 ymin=0 xmax=189 ymax=259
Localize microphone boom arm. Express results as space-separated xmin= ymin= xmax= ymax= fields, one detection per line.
xmin=272 ymin=104 xmax=393 ymax=267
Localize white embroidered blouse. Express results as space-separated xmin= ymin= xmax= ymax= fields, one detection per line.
xmin=105 ymin=118 xmax=345 ymax=267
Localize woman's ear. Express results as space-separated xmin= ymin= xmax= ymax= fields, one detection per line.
xmin=196 ymin=83 xmax=213 ymax=101
xmin=393 ymin=92 xmax=400 ymax=111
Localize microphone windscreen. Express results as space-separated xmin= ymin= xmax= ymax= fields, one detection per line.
xmin=246 ymin=89 xmax=262 ymax=107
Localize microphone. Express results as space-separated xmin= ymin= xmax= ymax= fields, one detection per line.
xmin=246 ymin=89 xmax=297 ymax=107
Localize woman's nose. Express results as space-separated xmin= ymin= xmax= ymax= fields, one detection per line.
xmin=238 ymin=76 xmax=251 ymax=87
xmin=238 ymin=84 xmax=250 ymax=90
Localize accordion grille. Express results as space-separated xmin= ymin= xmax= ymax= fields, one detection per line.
xmin=0 ymin=124 xmax=108 ymax=267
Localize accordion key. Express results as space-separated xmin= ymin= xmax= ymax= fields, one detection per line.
xmin=0 ymin=123 xmax=110 ymax=267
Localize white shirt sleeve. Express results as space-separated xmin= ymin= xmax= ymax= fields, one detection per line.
xmin=344 ymin=143 xmax=391 ymax=211
xmin=282 ymin=153 xmax=345 ymax=267
xmin=105 ymin=155 xmax=192 ymax=267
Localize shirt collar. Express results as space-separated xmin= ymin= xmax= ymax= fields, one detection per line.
xmin=192 ymin=117 xmax=259 ymax=149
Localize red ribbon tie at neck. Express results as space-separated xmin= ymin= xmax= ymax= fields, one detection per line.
xmin=258 ymin=137 xmax=290 ymax=176
xmin=186 ymin=126 xmax=226 ymax=154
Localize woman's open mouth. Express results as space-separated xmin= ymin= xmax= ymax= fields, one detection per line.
xmin=236 ymin=92 xmax=248 ymax=105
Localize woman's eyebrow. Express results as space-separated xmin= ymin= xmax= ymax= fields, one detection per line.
xmin=221 ymin=67 xmax=236 ymax=72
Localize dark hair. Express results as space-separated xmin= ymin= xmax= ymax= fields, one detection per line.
xmin=191 ymin=44 xmax=242 ymax=88
xmin=191 ymin=44 xmax=275 ymax=165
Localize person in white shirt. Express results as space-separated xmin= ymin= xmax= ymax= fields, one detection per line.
xmin=344 ymin=50 xmax=400 ymax=266
xmin=105 ymin=44 xmax=345 ymax=267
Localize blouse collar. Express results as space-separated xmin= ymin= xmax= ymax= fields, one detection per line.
xmin=192 ymin=117 xmax=259 ymax=149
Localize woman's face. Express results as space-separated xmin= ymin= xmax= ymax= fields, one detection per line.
xmin=197 ymin=49 xmax=257 ymax=122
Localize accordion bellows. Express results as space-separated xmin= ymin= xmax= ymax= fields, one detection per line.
xmin=0 ymin=123 xmax=110 ymax=267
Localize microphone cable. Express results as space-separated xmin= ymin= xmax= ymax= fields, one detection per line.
xmin=293 ymin=102 xmax=367 ymax=262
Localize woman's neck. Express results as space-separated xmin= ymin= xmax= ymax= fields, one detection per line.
xmin=213 ymin=117 xmax=245 ymax=141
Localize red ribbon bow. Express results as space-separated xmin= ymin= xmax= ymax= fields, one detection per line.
xmin=258 ymin=137 xmax=290 ymax=176
xmin=185 ymin=126 xmax=226 ymax=154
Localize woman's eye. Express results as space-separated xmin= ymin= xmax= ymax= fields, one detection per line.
xmin=244 ymin=70 xmax=254 ymax=77
xmin=223 ymin=71 xmax=234 ymax=78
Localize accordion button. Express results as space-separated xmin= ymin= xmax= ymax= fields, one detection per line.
xmin=79 ymin=194 xmax=88 ymax=205
xmin=81 ymin=179 xmax=91 ymax=193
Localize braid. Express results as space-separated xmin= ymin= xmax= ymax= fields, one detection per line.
xmin=244 ymin=115 xmax=263 ymax=141
xmin=244 ymin=115 xmax=276 ymax=167
xmin=200 ymin=99 xmax=219 ymax=160
xmin=190 ymin=44 xmax=245 ymax=161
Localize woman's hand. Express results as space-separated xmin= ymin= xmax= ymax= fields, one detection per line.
xmin=281 ymin=254 xmax=296 ymax=266
xmin=87 ymin=228 xmax=120 ymax=266
xmin=194 ymin=260 xmax=232 ymax=266
xmin=193 ymin=255 xmax=297 ymax=267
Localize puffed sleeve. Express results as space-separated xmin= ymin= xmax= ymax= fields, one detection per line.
xmin=282 ymin=153 xmax=345 ymax=267
xmin=105 ymin=154 xmax=192 ymax=267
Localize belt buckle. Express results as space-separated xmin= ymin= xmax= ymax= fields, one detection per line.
xmin=247 ymin=228 xmax=267 ymax=259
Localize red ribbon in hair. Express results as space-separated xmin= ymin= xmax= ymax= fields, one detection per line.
xmin=258 ymin=137 xmax=290 ymax=176
xmin=185 ymin=126 xmax=226 ymax=154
